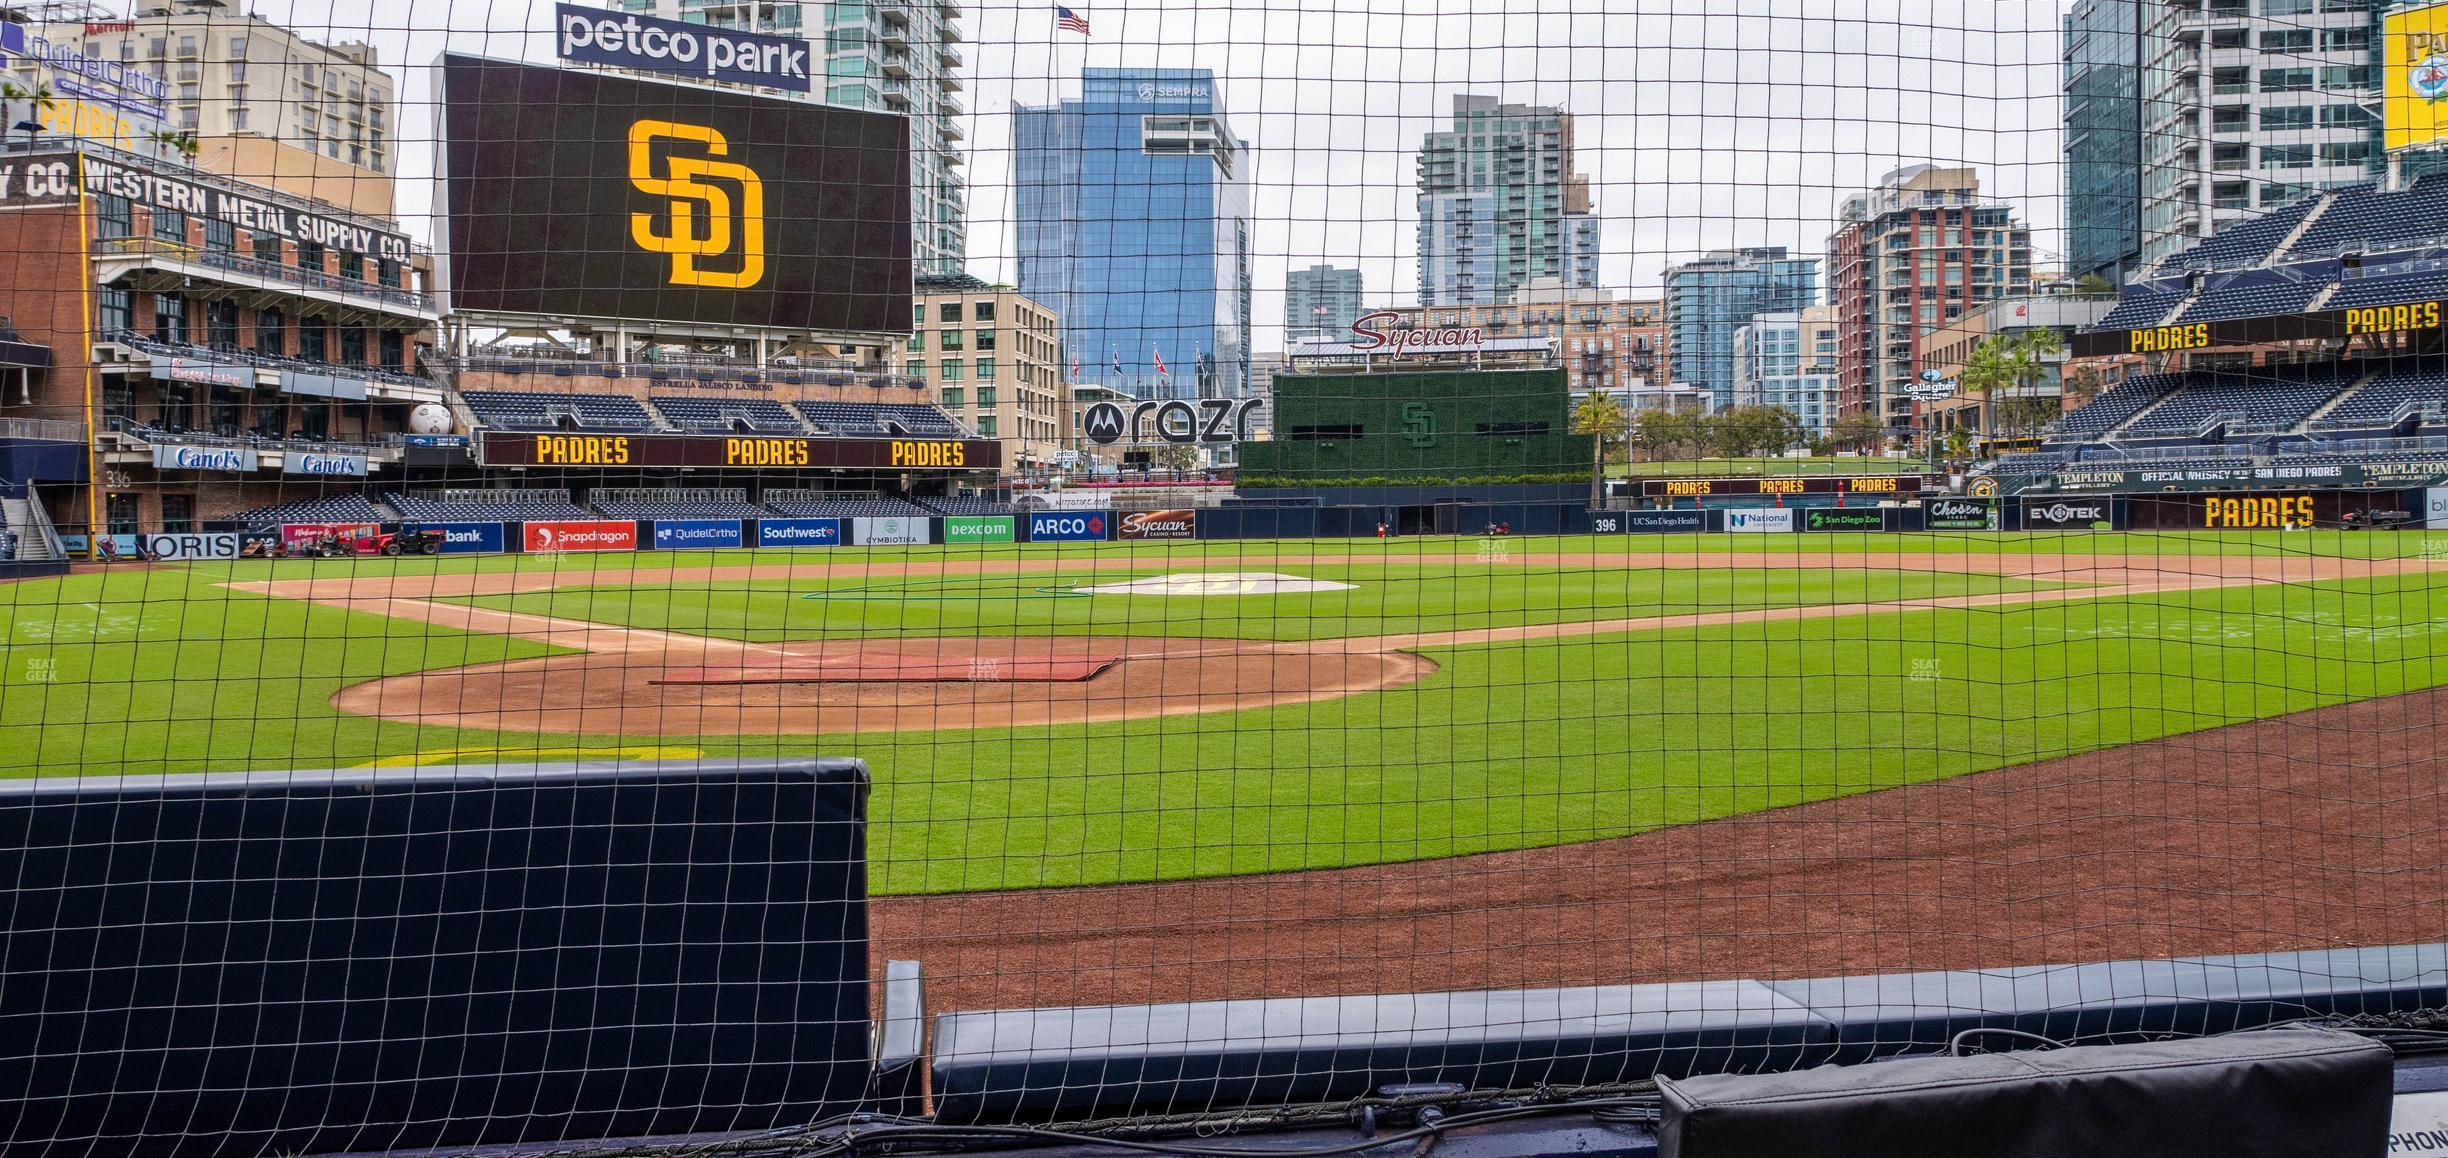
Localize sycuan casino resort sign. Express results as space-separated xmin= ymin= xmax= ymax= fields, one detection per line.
xmin=477 ymin=432 xmax=1001 ymax=470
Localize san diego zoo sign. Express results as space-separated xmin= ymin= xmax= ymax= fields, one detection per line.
xmin=1082 ymin=397 xmax=1264 ymax=446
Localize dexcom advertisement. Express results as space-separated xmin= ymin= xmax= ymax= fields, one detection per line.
xmin=437 ymin=54 xmax=909 ymax=332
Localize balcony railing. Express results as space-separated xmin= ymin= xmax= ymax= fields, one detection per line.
xmin=94 ymin=236 xmax=435 ymax=313
xmin=103 ymin=332 xmax=434 ymax=392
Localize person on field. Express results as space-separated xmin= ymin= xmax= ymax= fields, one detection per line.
xmin=1376 ymin=521 xmax=1388 ymax=540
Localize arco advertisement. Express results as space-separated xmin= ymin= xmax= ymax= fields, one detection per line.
xmin=941 ymin=516 xmax=1016 ymax=544
xmin=1117 ymin=509 xmax=1197 ymax=540
xmin=523 ymin=520 xmax=639 ymax=552
xmin=1028 ymin=511 xmax=1111 ymax=542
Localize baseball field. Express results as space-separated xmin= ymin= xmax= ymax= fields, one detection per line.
xmin=6 ymin=530 xmax=2447 ymax=1010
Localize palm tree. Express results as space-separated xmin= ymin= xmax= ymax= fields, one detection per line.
xmin=1571 ymin=390 xmax=1630 ymax=509
xmin=146 ymin=128 xmax=201 ymax=166
xmin=0 ymin=80 xmax=57 ymax=152
xmin=1958 ymin=336 xmax=2012 ymax=441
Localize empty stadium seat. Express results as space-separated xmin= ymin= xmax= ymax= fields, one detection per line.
xmin=460 ymin=391 xmax=663 ymax=432
xmin=2177 ymin=274 xmax=2327 ymax=324
xmin=2118 ymin=372 xmax=2348 ymax=436
xmin=2160 ymin=196 xmax=2321 ymax=272
xmin=649 ymin=396 xmax=809 ymax=433
xmin=2096 ymin=288 xmax=2189 ymax=329
xmin=2326 ymin=267 xmax=2448 ymax=311
xmin=2285 ymin=175 xmax=2448 ymax=258
xmin=793 ymin=401 xmax=967 ymax=437
xmin=2317 ymin=370 xmax=2448 ymax=429
xmin=229 ymin=494 xmax=391 ymax=526
xmin=2051 ymin=373 xmax=2182 ymax=436
xmin=386 ymin=492 xmax=591 ymax=521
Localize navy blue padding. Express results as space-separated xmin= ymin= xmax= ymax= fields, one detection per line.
xmin=930 ymin=980 xmax=1832 ymax=1123
xmin=0 ymin=759 xmax=873 ymax=1158
xmin=1765 ymin=944 xmax=2448 ymax=1063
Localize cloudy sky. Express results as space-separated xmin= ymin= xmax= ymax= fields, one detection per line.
xmin=239 ymin=0 xmax=2070 ymax=352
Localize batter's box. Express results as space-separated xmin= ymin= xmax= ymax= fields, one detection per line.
xmin=650 ymin=651 xmax=1126 ymax=685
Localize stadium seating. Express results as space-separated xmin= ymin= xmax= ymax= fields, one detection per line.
xmin=795 ymin=400 xmax=968 ymax=437
xmin=2096 ymin=287 xmax=2188 ymax=329
xmin=2116 ymin=371 xmax=2351 ymax=437
xmin=229 ymin=494 xmax=391 ymax=526
xmin=2050 ymin=373 xmax=2182 ymax=436
xmin=592 ymin=497 xmax=771 ymax=519
xmin=649 ymin=395 xmax=809 ymax=433
xmin=2325 ymin=266 xmax=2448 ymax=311
xmin=2177 ymin=274 xmax=2328 ymax=324
xmin=2285 ymin=174 xmax=2448 ymax=257
xmin=765 ymin=495 xmax=934 ymax=518
xmin=386 ymin=491 xmax=592 ymax=521
xmin=460 ymin=391 xmax=663 ymax=432
xmin=2160 ymin=196 xmax=2321 ymax=272
xmin=923 ymin=497 xmax=1024 ymax=516
xmin=2317 ymin=369 xmax=2448 ymax=429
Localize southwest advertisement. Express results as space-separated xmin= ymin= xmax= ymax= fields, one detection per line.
xmin=437 ymin=54 xmax=910 ymax=333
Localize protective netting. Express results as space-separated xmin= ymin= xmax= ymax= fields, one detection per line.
xmin=1 ymin=0 xmax=2446 ymax=1154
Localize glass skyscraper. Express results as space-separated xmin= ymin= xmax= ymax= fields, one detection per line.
xmin=1014 ymin=67 xmax=1255 ymax=400
xmin=1284 ymin=264 xmax=1364 ymax=341
xmin=1661 ymin=247 xmax=1820 ymax=412
xmin=2063 ymin=0 xmax=2147 ymax=285
xmin=1416 ymin=95 xmax=1600 ymax=307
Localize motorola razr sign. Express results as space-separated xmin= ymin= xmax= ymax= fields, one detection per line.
xmin=555 ymin=3 xmax=813 ymax=93
xmin=1082 ymin=398 xmax=1263 ymax=446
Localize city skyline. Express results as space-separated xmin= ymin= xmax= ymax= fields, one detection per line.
xmin=138 ymin=0 xmax=2072 ymax=357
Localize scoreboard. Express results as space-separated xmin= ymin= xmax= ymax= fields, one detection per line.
xmin=1639 ymin=475 xmax=1929 ymax=498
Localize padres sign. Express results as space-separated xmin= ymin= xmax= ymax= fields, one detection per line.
xmin=438 ymin=54 xmax=910 ymax=332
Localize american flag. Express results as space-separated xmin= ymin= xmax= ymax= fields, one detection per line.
xmin=1056 ymin=6 xmax=1090 ymax=34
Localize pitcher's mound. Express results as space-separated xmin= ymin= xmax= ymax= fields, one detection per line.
xmin=1081 ymin=571 xmax=1357 ymax=596
xmin=652 ymin=650 xmax=1123 ymax=684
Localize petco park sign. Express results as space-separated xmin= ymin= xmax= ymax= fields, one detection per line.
xmin=556 ymin=2 xmax=812 ymax=93
xmin=1350 ymin=311 xmax=1485 ymax=356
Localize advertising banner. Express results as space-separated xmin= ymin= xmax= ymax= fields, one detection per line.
xmin=2020 ymin=499 xmax=2116 ymax=530
xmin=1588 ymin=511 xmax=1628 ymax=534
xmin=82 ymin=153 xmax=411 ymax=261
xmin=1028 ymin=511 xmax=1111 ymax=542
xmin=1923 ymin=497 xmax=1994 ymax=531
xmin=523 ymin=520 xmax=639 ymax=552
xmin=405 ymin=522 xmax=505 ymax=554
xmin=2430 ymin=487 xmax=2448 ymax=528
xmin=1801 ymin=508 xmax=1886 ymax=533
xmin=2053 ymin=461 xmax=2361 ymax=492
xmin=1642 ymin=475 xmax=1923 ymax=498
xmin=940 ymin=515 xmax=1016 ymax=544
xmin=476 ymin=432 xmax=1000 ymax=472
xmin=1622 ymin=510 xmax=1713 ymax=534
xmin=152 ymin=444 xmax=250 ymax=472
xmin=650 ymin=518 xmax=744 ymax=550
xmin=555 ymin=2 xmax=812 ymax=93
xmin=756 ymin=518 xmax=841 ymax=547
xmin=140 ymin=532 xmax=238 ymax=561
xmin=150 ymin=355 xmax=253 ymax=389
xmin=1723 ymin=508 xmax=1795 ymax=534
xmin=0 ymin=152 xmax=78 ymax=209
xmin=2386 ymin=2 xmax=2448 ymax=152
xmin=1117 ymin=509 xmax=1197 ymax=541
xmin=852 ymin=516 xmax=929 ymax=546
xmin=279 ymin=522 xmax=379 ymax=549
xmin=438 ymin=54 xmax=910 ymax=333
xmin=282 ymin=451 xmax=369 ymax=477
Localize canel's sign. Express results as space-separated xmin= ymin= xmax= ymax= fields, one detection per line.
xmin=1350 ymin=310 xmax=1486 ymax=356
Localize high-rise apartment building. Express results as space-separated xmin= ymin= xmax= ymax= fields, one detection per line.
xmin=2064 ymin=0 xmax=2150 ymax=284
xmin=2122 ymin=0 xmax=2380 ymax=268
xmin=1826 ymin=165 xmax=2033 ymax=429
xmin=1415 ymin=95 xmax=1600 ymax=306
xmin=1731 ymin=305 xmax=1842 ymax=436
xmin=622 ymin=0 xmax=968 ymax=275
xmin=1374 ymin=282 xmax=1664 ymax=400
xmin=1014 ymin=68 xmax=1254 ymax=401
xmin=905 ymin=275 xmax=1064 ymax=471
xmin=1660 ymin=247 xmax=1819 ymax=411
xmin=21 ymin=1 xmax=398 ymax=216
xmin=1284 ymin=264 xmax=1363 ymax=342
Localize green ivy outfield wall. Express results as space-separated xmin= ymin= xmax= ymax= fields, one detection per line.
xmin=1237 ymin=367 xmax=1585 ymax=482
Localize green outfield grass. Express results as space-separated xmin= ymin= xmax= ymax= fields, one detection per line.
xmin=449 ymin=563 xmax=2063 ymax=643
xmin=2 ymin=542 xmax=2445 ymax=893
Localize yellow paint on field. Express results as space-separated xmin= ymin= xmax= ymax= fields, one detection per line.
xmin=362 ymin=745 xmax=707 ymax=768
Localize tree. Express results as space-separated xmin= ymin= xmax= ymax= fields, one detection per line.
xmin=1571 ymin=391 xmax=1630 ymax=508
xmin=2059 ymin=361 xmax=2103 ymax=413
xmin=1943 ymin=426 xmax=1973 ymax=461
xmin=1155 ymin=443 xmax=1199 ymax=473
xmin=0 ymin=81 xmax=55 ymax=151
xmin=1957 ymin=336 xmax=2013 ymax=439
xmin=1832 ymin=409 xmax=1884 ymax=454
xmin=145 ymin=129 xmax=200 ymax=166
xmin=2070 ymin=273 xmax=2115 ymax=297
xmin=1633 ymin=407 xmax=1700 ymax=462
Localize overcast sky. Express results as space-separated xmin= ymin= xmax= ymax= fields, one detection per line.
xmin=238 ymin=0 xmax=2070 ymax=352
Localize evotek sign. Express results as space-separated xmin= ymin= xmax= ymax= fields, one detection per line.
xmin=1350 ymin=311 xmax=1486 ymax=355
xmin=556 ymin=3 xmax=813 ymax=93
xmin=628 ymin=119 xmax=765 ymax=289
xmin=2021 ymin=501 xmax=2111 ymax=529
xmin=1082 ymin=398 xmax=1262 ymax=446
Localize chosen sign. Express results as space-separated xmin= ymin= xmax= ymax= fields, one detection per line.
xmin=1923 ymin=497 xmax=1992 ymax=531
